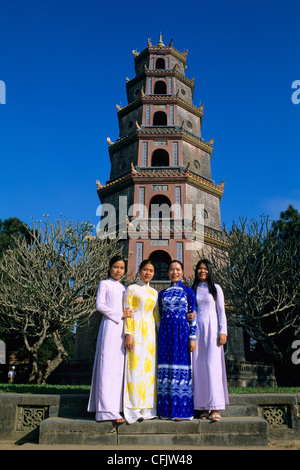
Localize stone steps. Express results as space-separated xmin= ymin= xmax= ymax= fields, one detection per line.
xmin=39 ymin=414 xmax=268 ymax=447
xmin=220 ymin=404 xmax=259 ymax=417
xmin=42 ymin=394 xmax=300 ymax=447
xmin=2 ymin=393 xmax=298 ymax=447
xmin=56 ymin=395 xmax=260 ymax=419
xmin=117 ymin=416 xmax=268 ymax=447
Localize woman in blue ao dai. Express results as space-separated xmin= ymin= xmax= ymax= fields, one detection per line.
xmin=157 ymin=260 xmax=197 ymax=420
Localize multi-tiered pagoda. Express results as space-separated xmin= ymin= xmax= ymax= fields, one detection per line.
xmin=96 ymin=35 xmax=226 ymax=280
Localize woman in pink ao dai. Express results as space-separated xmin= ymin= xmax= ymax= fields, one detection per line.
xmin=192 ymin=259 xmax=229 ymax=421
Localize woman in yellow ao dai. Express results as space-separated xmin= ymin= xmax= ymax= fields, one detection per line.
xmin=123 ymin=260 xmax=160 ymax=424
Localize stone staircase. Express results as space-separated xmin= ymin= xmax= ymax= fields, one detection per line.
xmin=39 ymin=395 xmax=269 ymax=447
xmin=2 ymin=393 xmax=298 ymax=447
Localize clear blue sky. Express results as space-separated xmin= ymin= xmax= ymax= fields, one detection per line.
xmin=1 ymin=0 xmax=299 ymax=232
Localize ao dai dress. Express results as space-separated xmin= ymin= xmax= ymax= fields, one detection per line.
xmin=87 ymin=278 xmax=126 ymax=421
xmin=192 ymin=282 xmax=229 ymax=411
xmin=157 ymin=281 xmax=197 ymax=420
xmin=123 ymin=282 xmax=159 ymax=424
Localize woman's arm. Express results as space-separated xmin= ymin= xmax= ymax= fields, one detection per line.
xmin=96 ymin=281 xmax=121 ymax=324
xmin=216 ymin=285 xmax=227 ymax=345
xmin=123 ymin=290 xmax=133 ymax=334
xmin=124 ymin=289 xmax=134 ymax=351
xmin=216 ymin=285 xmax=227 ymax=335
xmin=187 ymin=288 xmax=197 ymax=340
xmin=153 ymin=298 xmax=160 ymax=331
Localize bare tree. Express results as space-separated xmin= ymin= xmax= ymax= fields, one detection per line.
xmin=0 ymin=217 xmax=123 ymax=384
xmin=210 ymin=216 xmax=300 ymax=368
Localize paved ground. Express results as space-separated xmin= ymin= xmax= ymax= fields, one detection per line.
xmin=0 ymin=439 xmax=299 ymax=451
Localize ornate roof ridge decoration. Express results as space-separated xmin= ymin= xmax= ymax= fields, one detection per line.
xmin=177 ymin=97 xmax=204 ymax=115
xmin=126 ymin=69 xmax=194 ymax=90
xmin=117 ymin=94 xmax=204 ymax=117
xmin=133 ymin=35 xmax=188 ymax=63
xmin=107 ymin=127 xmax=214 ymax=155
xmin=96 ymin=172 xmax=132 ymax=194
xmin=183 ymin=128 xmax=213 ymax=143
xmin=203 ymin=233 xmax=230 ymax=249
xmin=97 ymin=164 xmax=225 ymax=198
xmin=186 ymin=169 xmax=225 ymax=194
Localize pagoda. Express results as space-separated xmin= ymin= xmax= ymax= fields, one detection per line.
xmin=96 ymin=35 xmax=227 ymax=281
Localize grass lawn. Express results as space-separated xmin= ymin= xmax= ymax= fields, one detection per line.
xmin=0 ymin=383 xmax=299 ymax=394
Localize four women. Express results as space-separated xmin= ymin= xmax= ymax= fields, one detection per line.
xmin=88 ymin=256 xmax=228 ymax=424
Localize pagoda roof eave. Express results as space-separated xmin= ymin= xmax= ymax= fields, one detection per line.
xmin=97 ymin=167 xmax=224 ymax=199
xmin=203 ymin=236 xmax=230 ymax=250
xmin=117 ymin=95 xmax=203 ymax=119
xmin=126 ymin=69 xmax=194 ymax=90
xmin=108 ymin=127 xmax=213 ymax=155
xmin=134 ymin=44 xmax=188 ymax=64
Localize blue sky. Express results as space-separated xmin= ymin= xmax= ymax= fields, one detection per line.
xmin=0 ymin=0 xmax=299 ymax=232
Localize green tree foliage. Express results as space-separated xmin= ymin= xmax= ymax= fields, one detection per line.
xmin=0 ymin=217 xmax=33 ymax=340
xmin=272 ymin=204 xmax=300 ymax=243
xmin=0 ymin=217 xmax=33 ymax=257
xmin=210 ymin=207 xmax=300 ymax=385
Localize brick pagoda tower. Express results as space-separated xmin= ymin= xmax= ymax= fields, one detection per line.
xmin=96 ymin=35 xmax=227 ymax=281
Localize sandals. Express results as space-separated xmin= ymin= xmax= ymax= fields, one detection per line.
xmin=210 ymin=412 xmax=221 ymax=421
xmin=115 ymin=418 xmax=126 ymax=424
xmin=198 ymin=411 xmax=221 ymax=421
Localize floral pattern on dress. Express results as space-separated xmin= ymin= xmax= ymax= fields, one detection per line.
xmin=123 ymin=282 xmax=159 ymax=418
xmin=157 ymin=281 xmax=197 ymax=419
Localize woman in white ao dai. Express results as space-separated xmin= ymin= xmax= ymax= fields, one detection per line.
xmin=192 ymin=259 xmax=229 ymax=421
xmin=87 ymin=257 xmax=131 ymax=423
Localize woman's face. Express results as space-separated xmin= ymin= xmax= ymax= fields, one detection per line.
xmin=109 ymin=260 xmax=125 ymax=281
xmin=197 ymin=262 xmax=208 ymax=282
xmin=168 ymin=262 xmax=183 ymax=283
xmin=140 ymin=263 xmax=155 ymax=284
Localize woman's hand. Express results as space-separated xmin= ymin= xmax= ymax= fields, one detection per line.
xmin=125 ymin=334 xmax=134 ymax=351
xmin=187 ymin=311 xmax=196 ymax=322
xmin=188 ymin=340 xmax=196 ymax=352
xmin=122 ymin=307 xmax=132 ymax=319
xmin=218 ymin=334 xmax=227 ymax=346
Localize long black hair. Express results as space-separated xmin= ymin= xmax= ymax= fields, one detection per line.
xmin=139 ymin=259 xmax=156 ymax=271
xmin=192 ymin=258 xmax=217 ymax=300
xmin=168 ymin=259 xmax=184 ymax=270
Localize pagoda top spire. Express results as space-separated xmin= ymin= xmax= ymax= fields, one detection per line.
xmin=157 ymin=33 xmax=165 ymax=47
